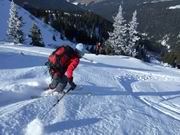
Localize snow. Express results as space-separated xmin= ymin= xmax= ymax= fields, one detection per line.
xmin=0 ymin=0 xmax=180 ymax=134
xmin=151 ymin=0 xmax=174 ymax=3
xmin=25 ymin=118 xmax=44 ymax=135
xmin=0 ymin=0 xmax=73 ymax=46
xmin=143 ymin=0 xmax=175 ymax=4
xmin=72 ymin=2 xmax=79 ymax=5
xmin=169 ymin=5 xmax=180 ymax=9
xmin=0 ymin=43 xmax=180 ymax=135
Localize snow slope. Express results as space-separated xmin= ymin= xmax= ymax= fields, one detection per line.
xmin=150 ymin=0 xmax=175 ymax=4
xmin=0 ymin=43 xmax=180 ymax=135
xmin=0 ymin=0 xmax=72 ymax=46
xmin=169 ymin=5 xmax=180 ymax=9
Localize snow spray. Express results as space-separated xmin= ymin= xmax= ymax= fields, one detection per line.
xmin=25 ymin=118 xmax=44 ymax=135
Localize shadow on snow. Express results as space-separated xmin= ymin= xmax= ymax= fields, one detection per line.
xmin=0 ymin=51 xmax=47 ymax=69
xmin=81 ymin=60 xmax=160 ymax=73
xmin=78 ymin=83 xmax=180 ymax=97
xmin=45 ymin=118 xmax=101 ymax=133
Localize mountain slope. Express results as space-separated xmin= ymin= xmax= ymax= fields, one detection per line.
xmin=0 ymin=0 xmax=72 ymax=46
xmin=0 ymin=43 xmax=180 ymax=134
xmin=14 ymin=0 xmax=85 ymax=13
xmin=70 ymin=0 xmax=180 ymax=47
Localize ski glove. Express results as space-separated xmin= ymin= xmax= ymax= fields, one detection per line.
xmin=67 ymin=77 xmax=76 ymax=90
xmin=68 ymin=77 xmax=73 ymax=83
xmin=69 ymin=81 xmax=76 ymax=90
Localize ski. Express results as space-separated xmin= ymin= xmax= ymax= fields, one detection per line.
xmin=30 ymin=85 xmax=85 ymax=99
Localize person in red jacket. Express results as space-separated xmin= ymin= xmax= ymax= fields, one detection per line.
xmin=47 ymin=43 xmax=85 ymax=93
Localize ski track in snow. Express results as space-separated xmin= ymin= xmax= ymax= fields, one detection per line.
xmin=0 ymin=45 xmax=180 ymax=135
xmin=116 ymin=70 xmax=180 ymax=121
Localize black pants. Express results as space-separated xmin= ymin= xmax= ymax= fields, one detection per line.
xmin=49 ymin=75 xmax=68 ymax=92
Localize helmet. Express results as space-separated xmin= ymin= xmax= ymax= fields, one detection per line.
xmin=75 ymin=43 xmax=85 ymax=57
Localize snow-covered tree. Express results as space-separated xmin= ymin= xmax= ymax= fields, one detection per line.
xmin=107 ymin=5 xmax=128 ymax=55
xmin=127 ymin=10 xmax=139 ymax=56
xmin=7 ymin=0 xmax=24 ymax=44
xmin=15 ymin=16 xmax=24 ymax=43
xmin=29 ymin=22 xmax=44 ymax=47
xmin=161 ymin=35 xmax=171 ymax=52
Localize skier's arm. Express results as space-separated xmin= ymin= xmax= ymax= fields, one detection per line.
xmin=66 ymin=57 xmax=79 ymax=82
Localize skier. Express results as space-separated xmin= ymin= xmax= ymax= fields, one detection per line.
xmin=46 ymin=43 xmax=85 ymax=93
xmin=95 ymin=42 xmax=101 ymax=55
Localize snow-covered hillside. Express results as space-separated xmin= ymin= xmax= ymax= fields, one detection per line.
xmin=0 ymin=43 xmax=180 ymax=135
xmin=169 ymin=5 xmax=180 ymax=9
xmin=150 ymin=0 xmax=175 ymax=4
xmin=0 ymin=0 xmax=72 ymax=46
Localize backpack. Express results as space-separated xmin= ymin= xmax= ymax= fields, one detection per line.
xmin=47 ymin=45 xmax=75 ymax=73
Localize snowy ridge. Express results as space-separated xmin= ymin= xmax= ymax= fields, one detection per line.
xmin=169 ymin=5 xmax=180 ymax=9
xmin=0 ymin=43 xmax=180 ymax=134
xmin=150 ymin=0 xmax=175 ymax=4
xmin=0 ymin=0 xmax=72 ymax=46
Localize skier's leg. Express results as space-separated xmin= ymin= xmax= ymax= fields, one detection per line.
xmin=55 ymin=75 xmax=68 ymax=92
xmin=49 ymin=75 xmax=59 ymax=89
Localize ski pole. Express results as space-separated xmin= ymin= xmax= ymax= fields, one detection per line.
xmin=39 ymin=87 xmax=73 ymax=121
xmin=41 ymin=66 xmax=47 ymax=75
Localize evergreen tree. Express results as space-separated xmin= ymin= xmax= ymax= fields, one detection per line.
xmin=128 ymin=10 xmax=139 ymax=57
xmin=16 ymin=17 xmax=24 ymax=43
xmin=107 ymin=5 xmax=128 ymax=55
xmin=7 ymin=0 xmax=24 ymax=44
xmin=29 ymin=23 xmax=44 ymax=47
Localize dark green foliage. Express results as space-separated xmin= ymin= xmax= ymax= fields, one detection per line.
xmin=77 ymin=0 xmax=180 ymax=49
xmin=15 ymin=0 xmax=180 ymax=64
xmin=29 ymin=23 xmax=44 ymax=47
xmin=16 ymin=17 xmax=24 ymax=44
xmin=163 ymin=46 xmax=180 ymax=67
xmin=104 ymin=41 xmax=115 ymax=55
xmin=21 ymin=6 xmax=112 ymax=45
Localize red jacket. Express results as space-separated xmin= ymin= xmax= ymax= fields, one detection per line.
xmin=65 ymin=54 xmax=80 ymax=80
xmin=49 ymin=46 xmax=80 ymax=81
